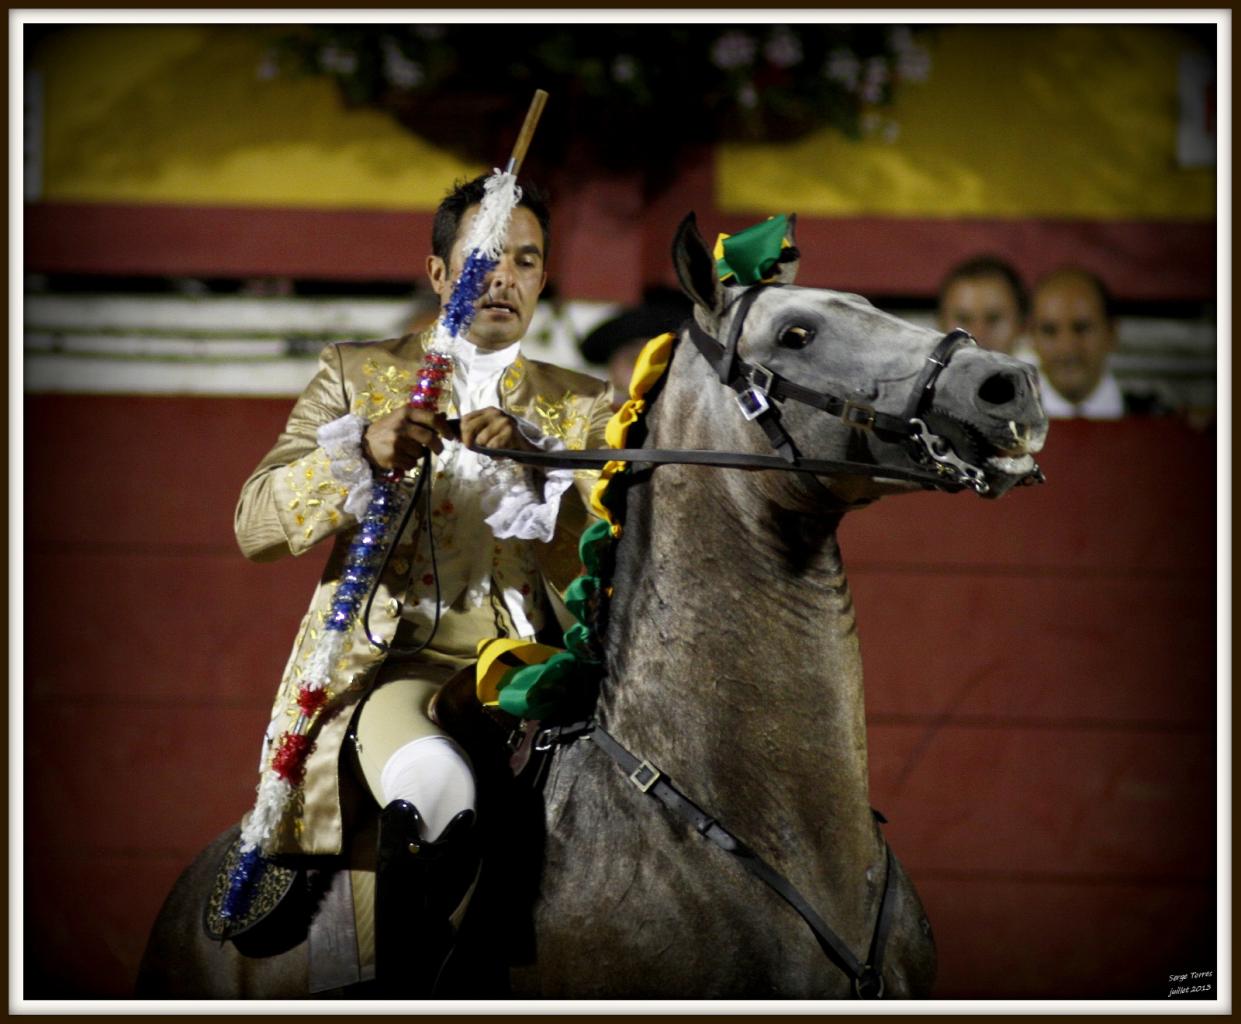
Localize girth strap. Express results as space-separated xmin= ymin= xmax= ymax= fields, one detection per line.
xmin=537 ymin=720 xmax=898 ymax=998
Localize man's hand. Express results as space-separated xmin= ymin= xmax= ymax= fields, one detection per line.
xmin=458 ymin=407 xmax=537 ymax=453
xmin=362 ymin=406 xmax=449 ymax=472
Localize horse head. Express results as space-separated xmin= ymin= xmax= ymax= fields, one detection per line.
xmin=670 ymin=213 xmax=1049 ymax=509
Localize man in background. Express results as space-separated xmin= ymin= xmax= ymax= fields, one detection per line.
xmin=936 ymin=255 xmax=1028 ymax=356
xmin=1029 ymin=266 xmax=1127 ymax=419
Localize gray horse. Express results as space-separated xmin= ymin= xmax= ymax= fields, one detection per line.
xmin=137 ymin=214 xmax=1047 ymax=1000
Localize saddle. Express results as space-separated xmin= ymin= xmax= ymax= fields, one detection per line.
xmin=428 ymin=660 xmax=549 ymax=780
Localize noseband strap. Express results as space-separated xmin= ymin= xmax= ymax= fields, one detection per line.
xmin=900 ymin=329 xmax=976 ymax=423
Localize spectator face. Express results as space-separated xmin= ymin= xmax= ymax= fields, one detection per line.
xmin=938 ymin=274 xmax=1023 ymax=354
xmin=427 ymin=205 xmax=547 ymax=350
xmin=1031 ymin=276 xmax=1116 ymax=404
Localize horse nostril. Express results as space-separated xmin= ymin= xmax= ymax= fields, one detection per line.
xmin=978 ymin=371 xmax=1018 ymax=407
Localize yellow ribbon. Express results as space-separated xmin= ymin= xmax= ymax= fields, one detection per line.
xmin=475 ymin=636 xmax=563 ymax=707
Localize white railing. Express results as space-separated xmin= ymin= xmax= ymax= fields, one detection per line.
xmin=23 ymin=293 xmax=616 ymax=396
xmin=23 ymin=292 xmax=1215 ymax=409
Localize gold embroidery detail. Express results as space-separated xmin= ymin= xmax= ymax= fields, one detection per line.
xmin=500 ymin=358 xmax=526 ymax=395
xmin=354 ymin=358 xmax=414 ymax=417
xmin=530 ymin=391 xmax=589 ymax=450
xmin=283 ymin=448 xmax=343 ymax=543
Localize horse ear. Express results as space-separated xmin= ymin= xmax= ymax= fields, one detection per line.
xmin=672 ymin=212 xmax=724 ymax=324
xmin=762 ymin=213 xmax=801 ymax=286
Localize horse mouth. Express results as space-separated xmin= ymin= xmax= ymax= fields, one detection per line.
xmin=979 ymin=419 xmax=1046 ymax=477
xmin=986 ymin=452 xmax=1037 ymax=476
xmin=972 ymin=418 xmax=1047 ymax=492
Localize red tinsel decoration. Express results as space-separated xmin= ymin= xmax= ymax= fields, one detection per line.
xmin=271 ymin=733 xmax=313 ymax=785
xmin=296 ymin=685 xmax=329 ymax=718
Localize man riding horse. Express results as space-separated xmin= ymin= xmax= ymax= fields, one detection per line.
xmin=228 ymin=172 xmax=611 ymax=995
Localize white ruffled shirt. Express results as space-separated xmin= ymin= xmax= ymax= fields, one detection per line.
xmin=317 ymin=340 xmax=577 ymax=639
xmin=399 ymin=340 xmax=574 ymax=638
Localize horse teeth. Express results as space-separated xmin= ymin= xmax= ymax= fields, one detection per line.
xmin=987 ymin=453 xmax=1034 ymax=475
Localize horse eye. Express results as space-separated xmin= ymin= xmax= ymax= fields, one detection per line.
xmin=778 ymin=325 xmax=815 ymax=349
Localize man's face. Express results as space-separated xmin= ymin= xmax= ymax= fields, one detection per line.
xmin=1031 ymin=277 xmax=1116 ymax=403
xmin=937 ymin=275 xmax=1022 ymax=354
xmin=427 ymin=204 xmax=547 ymax=351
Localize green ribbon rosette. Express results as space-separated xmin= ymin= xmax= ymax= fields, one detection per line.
xmin=714 ymin=214 xmax=791 ymax=286
xmin=492 ymin=518 xmax=616 ymax=719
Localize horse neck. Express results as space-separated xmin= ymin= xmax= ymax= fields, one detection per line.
xmin=598 ymin=361 xmax=878 ymax=865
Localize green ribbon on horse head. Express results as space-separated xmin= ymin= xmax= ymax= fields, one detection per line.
xmin=715 ymin=214 xmax=792 ymax=286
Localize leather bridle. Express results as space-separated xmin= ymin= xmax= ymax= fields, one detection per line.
xmin=475 ymin=284 xmax=1044 ymax=496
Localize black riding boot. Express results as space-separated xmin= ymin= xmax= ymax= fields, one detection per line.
xmin=374 ymin=800 xmax=480 ymax=997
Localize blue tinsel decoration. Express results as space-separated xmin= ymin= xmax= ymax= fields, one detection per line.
xmin=220 ymin=845 xmax=265 ymax=921
xmin=442 ymin=250 xmax=498 ymax=336
xmin=324 ymin=480 xmax=399 ymax=633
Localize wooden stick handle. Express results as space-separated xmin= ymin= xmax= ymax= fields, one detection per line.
xmin=505 ymin=89 xmax=549 ymax=175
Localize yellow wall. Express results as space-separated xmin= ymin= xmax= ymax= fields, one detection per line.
xmin=32 ymin=23 xmax=1214 ymax=220
xmin=718 ymin=25 xmax=1214 ymax=220
xmin=32 ymin=25 xmax=478 ymax=209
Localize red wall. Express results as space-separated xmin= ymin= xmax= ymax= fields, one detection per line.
xmin=24 ymin=147 xmax=1216 ymax=305
xmin=23 ymin=398 xmax=1217 ymax=1000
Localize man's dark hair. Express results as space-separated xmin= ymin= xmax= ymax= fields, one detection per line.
xmin=1033 ymin=266 xmax=1116 ymax=322
xmin=938 ymin=255 xmax=1029 ymax=318
xmin=431 ymin=174 xmax=552 ymax=263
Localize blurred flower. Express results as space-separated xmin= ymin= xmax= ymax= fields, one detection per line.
xmin=318 ymin=44 xmax=358 ymax=76
xmin=612 ymin=54 xmax=637 ymax=83
xmin=882 ymin=119 xmax=901 ymax=143
xmin=256 ymin=49 xmax=279 ymax=81
xmin=737 ymin=82 xmax=759 ymax=109
xmin=887 ymin=25 xmax=915 ymax=53
xmin=413 ymin=24 xmax=446 ymax=40
xmin=825 ymin=48 xmax=860 ymax=89
xmin=381 ymin=37 xmax=424 ymax=89
xmin=860 ymin=110 xmax=882 ymax=136
xmin=711 ymin=31 xmax=757 ymax=70
xmin=764 ymin=27 xmax=803 ymax=69
xmin=860 ymin=56 xmax=889 ymax=103
xmin=896 ymin=45 xmax=932 ymax=83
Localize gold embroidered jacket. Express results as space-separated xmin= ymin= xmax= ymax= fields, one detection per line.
xmin=234 ymin=332 xmax=612 ymax=856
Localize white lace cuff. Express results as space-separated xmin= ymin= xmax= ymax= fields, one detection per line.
xmin=316 ymin=413 xmax=374 ymax=520
xmin=480 ymin=416 xmax=576 ymax=543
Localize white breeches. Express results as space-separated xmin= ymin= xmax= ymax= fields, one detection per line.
xmin=353 ymin=670 xmax=477 ymax=843
xmin=378 ymin=735 xmax=476 ymax=843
